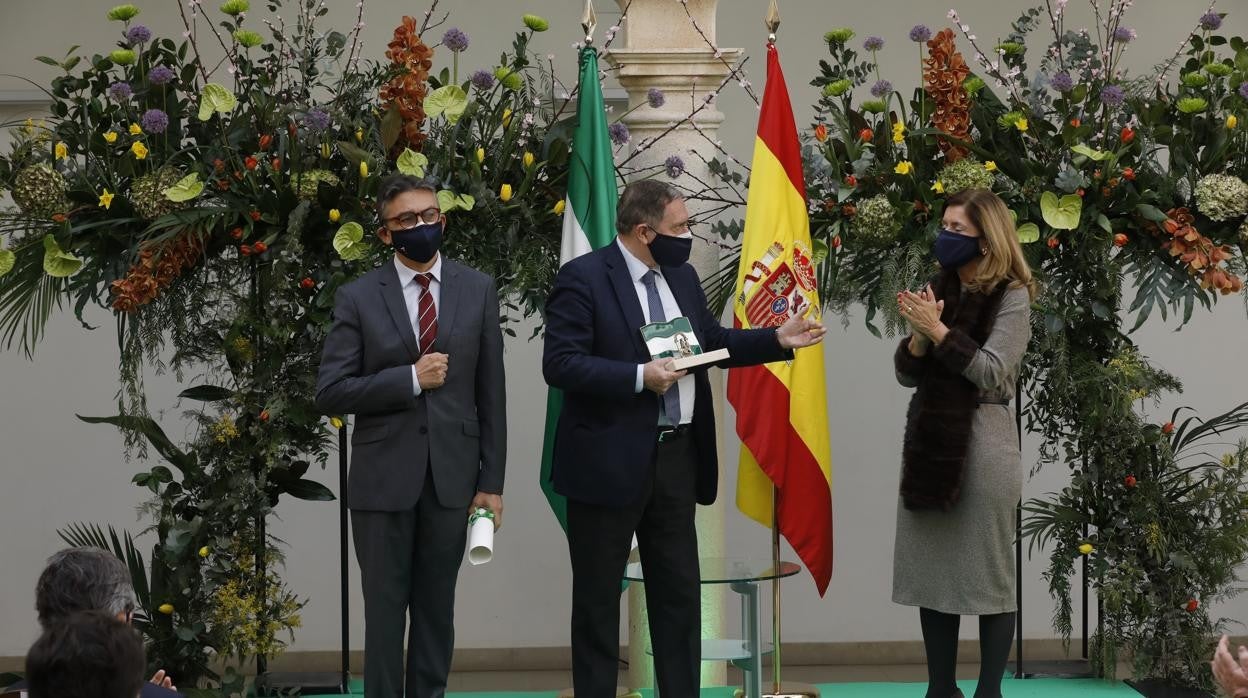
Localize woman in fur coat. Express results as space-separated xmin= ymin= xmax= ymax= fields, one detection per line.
xmin=892 ymin=188 xmax=1037 ymax=698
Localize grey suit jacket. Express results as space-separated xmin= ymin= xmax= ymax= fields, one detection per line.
xmin=315 ymin=257 xmax=506 ymax=511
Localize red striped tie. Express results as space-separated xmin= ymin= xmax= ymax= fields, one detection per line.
xmin=414 ymin=273 xmax=437 ymax=355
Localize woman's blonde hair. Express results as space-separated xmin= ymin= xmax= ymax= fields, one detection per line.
xmin=945 ymin=188 xmax=1037 ymax=300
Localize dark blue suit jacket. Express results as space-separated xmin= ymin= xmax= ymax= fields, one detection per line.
xmin=542 ymin=241 xmax=791 ymax=507
xmin=5 ymin=679 xmax=181 ymax=698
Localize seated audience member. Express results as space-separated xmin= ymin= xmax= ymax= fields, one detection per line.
xmin=25 ymin=610 xmax=146 ymax=698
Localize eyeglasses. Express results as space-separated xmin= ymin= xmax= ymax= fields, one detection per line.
xmin=383 ymin=207 xmax=441 ymax=230
xmin=646 ymin=219 xmax=697 ymax=236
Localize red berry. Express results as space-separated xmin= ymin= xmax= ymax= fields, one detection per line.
xmin=1121 ymin=126 xmax=1135 ymax=144
xmin=1124 ymin=475 xmax=1137 ymax=488
xmin=1162 ymin=421 xmax=1175 ymax=434
xmin=858 ymin=128 xmax=874 ymax=142
xmin=1047 ymin=237 xmax=1060 ymax=249
xmin=250 ymin=210 xmax=261 ymax=221
xmin=300 ymin=277 xmax=315 ymax=289
xmin=1114 ymin=233 xmax=1128 ymax=247
xmin=1122 ymin=167 xmax=1135 ymax=181
xmin=253 ymin=241 xmax=268 ymax=254
xmin=1069 ymin=118 xmax=1081 ymax=128
xmin=239 ymin=244 xmax=253 ymax=256
xmin=845 ymin=175 xmax=858 ymax=187
xmin=1186 ymin=599 xmax=1198 ymax=612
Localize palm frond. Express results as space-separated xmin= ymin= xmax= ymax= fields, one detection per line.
xmin=0 ymin=241 xmax=66 ymax=356
xmin=57 ymin=522 xmax=151 ymax=614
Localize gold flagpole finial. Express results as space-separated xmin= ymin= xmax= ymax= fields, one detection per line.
xmin=582 ymin=0 xmax=598 ymax=45
xmin=765 ymin=0 xmax=780 ymax=43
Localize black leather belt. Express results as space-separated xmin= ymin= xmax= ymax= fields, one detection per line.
xmin=657 ymin=423 xmax=692 ymax=443
xmin=977 ymin=397 xmax=1010 ymax=405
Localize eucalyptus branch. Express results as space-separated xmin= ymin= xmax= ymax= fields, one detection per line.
xmin=679 ymin=2 xmax=760 ymax=105
xmin=1154 ymin=1 xmax=1216 ymax=91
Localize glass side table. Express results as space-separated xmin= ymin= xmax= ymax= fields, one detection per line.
xmin=624 ymin=556 xmax=801 ymax=698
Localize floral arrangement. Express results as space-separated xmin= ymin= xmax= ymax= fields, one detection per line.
xmin=784 ymin=2 xmax=1248 ymax=690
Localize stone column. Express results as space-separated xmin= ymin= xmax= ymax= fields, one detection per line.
xmin=607 ymin=0 xmax=741 ymax=691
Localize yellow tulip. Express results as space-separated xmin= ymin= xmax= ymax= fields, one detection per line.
xmin=1229 ymin=114 xmax=1239 ymax=129
xmin=499 ymin=183 xmax=513 ymax=202
xmin=359 ymin=161 xmax=369 ymax=178
xmin=984 ymin=160 xmax=998 ymax=172
xmin=553 ymin=199 xmax=566 ymax=215
xmin=1078 ymin=543 xmax=1094 ymax=555
xmin=476 ymin=147 xmax=485 ymax=164
xmin=104 ymin=131 xmax=119 ymax=144
xmin=894 ymin=161 xmax=914 ymax=176
xmin=931 ymin=180 xmax=945 ymax=194
xmin=328 ymin=208 xmax=341 ymax=223
xmin=131 ymin=141 xmax=149 ymax=160
xmin=158 ymin=603 xmax=175 ymax=614
xmin=55 ymin=142 xmax=68 ymax=160
xmin=502 ymin=108 xmax=513 ymax=128
xmin=129 ymin=123 xmax=142 ymax=135
xmin=330 ymin=416 xmax=344 ymax=429
xmin=355 ymin=128 xmax=364 ymax=143
xmin=98 ymin=189 xmax=115 ymax=210
xmin=198 ymin=546 xmax=210 ymax=558
xmin=321 ymin=142 xmax=332 ymax=159
xmin=523 ymin=151 xmax=535 ymax=168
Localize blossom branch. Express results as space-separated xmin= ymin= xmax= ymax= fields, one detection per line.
xmin=679 ymin=1 xmax=759 ymax=105
xmin=1154 ymin=0 xmax=1217 ymax=91
xmin=342 ymin=0 xmax=367 ymax=79
xmin=176 ymin=1 xmax=210 ymax=83
xmin=418 ymin=0 xmax=449 ymax=38
xmin=602 ymin=0 xmax=631 ymax=51
xmin=948 ymin=10 xmax=1025 ymax=105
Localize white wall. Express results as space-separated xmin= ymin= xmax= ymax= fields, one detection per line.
xmin=2 ymin=0 xmax=1247 ymax=660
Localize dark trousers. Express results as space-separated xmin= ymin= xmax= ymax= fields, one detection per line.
xmin=567 ymin=433 xmax=701 ymax=698
xmin=352 ymin=469 xmax=468 ymax=698
xmin=919 ymin=607 xmax=1016 ymax=698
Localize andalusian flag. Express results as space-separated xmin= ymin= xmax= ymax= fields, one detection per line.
xmin=728 ymin=43 xmax=834 ymax=595
xmin=539 ymin=46 xmax=618 ymax=531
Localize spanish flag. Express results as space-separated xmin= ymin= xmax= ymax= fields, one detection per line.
xmin=728 ymin=42 xmax=833 ymax=595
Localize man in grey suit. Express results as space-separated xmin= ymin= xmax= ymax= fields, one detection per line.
xmin=316 ymin=175 xmax=506 ymax=698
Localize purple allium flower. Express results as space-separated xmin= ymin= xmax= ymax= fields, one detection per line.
xmin=442 ymin=27 xmax=469 ymax=52
xmin=1240 ymin=82 xmax=1248 ymax=100
xmin=108 ymin=81 xmax=133 ymax=101
xmin=148 ymin=65 xmax=175 ymax=85
xmin=664 ymin=155 xmax=685 ymax=179
xmin=1100 ymin=84 xmax=1126 ymax=108
xmin=140 ymin=108 xmax=169 ymax=134
xmin=863 ymin=36 xmax=885 ymax=51
xmin=647 ymin=88 xmax=666 ymax=109
xmin=1112 ymin=26 xmax=1136 ymax=42
xmin=1050 ymin=71 xmax=1074 ymax=92
xmin=871 ymin=80 xmax=893 ymax=98
xmin=1200 ymin=12 xmax=1223 ymax=31
xmin=608 ymin=122 xmax=630 ymax=146
xmin=126 ymin=24 xmax=152 ymax=45
xmin=302 ymin=108 xmax=331 ymax=132
xmin=909 ymin=25 xmax=933 ymax=43
xmin=470 ymin=69 xmax=495 ymax=91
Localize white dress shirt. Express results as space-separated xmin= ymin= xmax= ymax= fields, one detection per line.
xmin=393 ymin=253 xmax=443 ymax=396
xmin=616 ymin=238 xmax=694 ymax=425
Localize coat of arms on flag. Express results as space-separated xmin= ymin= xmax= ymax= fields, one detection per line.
xmin=738 ymin=240 xmax=820 ymax=329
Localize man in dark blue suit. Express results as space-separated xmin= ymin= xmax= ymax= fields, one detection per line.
xmin=543 ymin=179 xmax=826 ymax=696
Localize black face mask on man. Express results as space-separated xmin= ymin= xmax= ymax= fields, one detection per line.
xmin=390 ymin=220 xmax=443 ymax=263
xmin=647 ymin=229 xmax=693 ymax=267
xmin=932 ymin=229 xmax=983 ymax=270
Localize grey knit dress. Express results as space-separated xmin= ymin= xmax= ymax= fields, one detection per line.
xmin=891 ymin=286 xmax=1031 ymax=615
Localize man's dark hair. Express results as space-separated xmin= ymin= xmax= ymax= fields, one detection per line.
xmin=375 ymin=175 xmax=439 ymax=222
xmin=35 ymin=548 xmax=135 ymax=629
xmin=26 ymin=610 xmax=146 ymax=698
xmin=615 ymin=179 xmax=683 ymax=236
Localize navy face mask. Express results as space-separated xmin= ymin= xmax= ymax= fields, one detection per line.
xmin=390 ymin=220 xmax=443 ymax=263
xmin=648 ymin=231 xmax=693 ymax=267
xmin=932 ymin=229 xmax=982 ymax=270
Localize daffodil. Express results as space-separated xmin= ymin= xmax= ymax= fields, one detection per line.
xmin=891 ymin=123 xmax=905 ymax=144
xmin=129 ymin=123 xmax=143 ymax=135
xmin=131 ymin=141 xmax=149 ymax=160
xmin=98 ymin=189 xmax=115 ymax=210
xmin=984 ymin=160 xmax=998 ymax=172
xmin=328 ymin=208 xmax=341 ymax=223
xmin=104 ymin=131 xmax=119 ymax=144
xmin=499 ymin=183 xmax=513 ymax=202
xmin=1015 ymin=118 xmax=1029 ymax=132
xmin=359 ymin=161 xmax=369 ymax=178
xmin=523 ymin=151 xmax=535 ymax=168
xmin=553 ymin=199 xmax=566 ymax=215
xmin=894 ymin=161 xmax=914 ymax=176
xmin=931 ymin=180 xmax=945 ymax=194
xmin=54 ymin=142 xmax=68 ymax=160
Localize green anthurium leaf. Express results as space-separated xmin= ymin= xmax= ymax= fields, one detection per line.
xmin=163 ymin=173 xmax=204 ymax=202
xmin=424 ymin=85 xmax=469 ymax=124
xmin=1040 ymin=191 xmax=1082 ymax=230
xmin=1016 ymin=222 xmax=1040 ymax=244
xmin=333 ymin=221 xmax=369 ymax=261
xmin=0 ymin=248 xmax=14 ymax=277
xmin=197 ymin=83 xmax=238 ymax=121
xmin=42 ymin=235 xmax=82 ymax=277
xmin=434 ymin=190 xmax=475 ymax=212
xmin=396 ymin=148 xmax=428 ymax=177
xmin=1071 ymin=143 xmax=1111 ymax=161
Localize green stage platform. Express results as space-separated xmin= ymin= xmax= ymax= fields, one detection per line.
xmin=318 ymin=677 xmax=1140 ymax=697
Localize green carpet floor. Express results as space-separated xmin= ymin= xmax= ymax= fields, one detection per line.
xmin=318 ymin=677 xmax=1140 ymax=696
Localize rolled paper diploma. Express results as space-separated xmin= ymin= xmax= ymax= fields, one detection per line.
xmin=468 ymin=507 xmax=494 ymax=565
